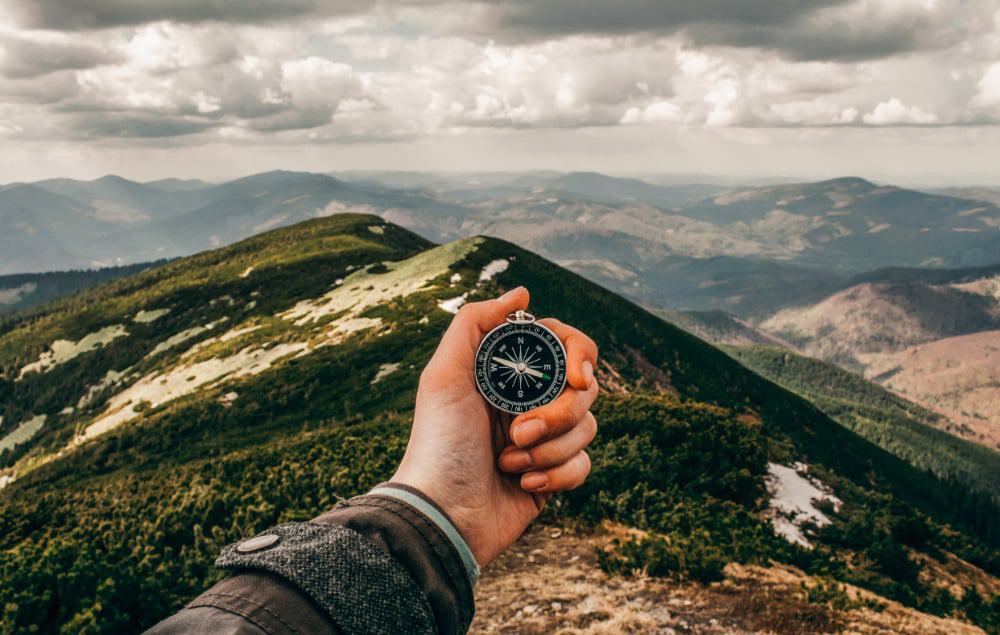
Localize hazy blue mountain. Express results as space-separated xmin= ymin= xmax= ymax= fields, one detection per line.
xmin=929 ymin=186 xmax=1000 ymax=207
xmin=678 ymin=177 xmax=999 ymax=270
xmin=33 ymin=175 xmax=215 ymax=222
xmin=143 ymin=177 xmax=211 ymax=192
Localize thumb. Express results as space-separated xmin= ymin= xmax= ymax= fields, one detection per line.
xmin=443 ymin=286 xmax=530 ymax=348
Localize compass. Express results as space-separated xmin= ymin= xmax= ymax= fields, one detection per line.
xmin=474 ymin=310 xmax=567 ymax=414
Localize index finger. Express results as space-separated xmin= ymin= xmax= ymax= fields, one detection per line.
xmin=537 ymin=318 xmax=598 ymax=391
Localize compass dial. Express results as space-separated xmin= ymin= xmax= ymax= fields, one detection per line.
xmin=475 ymin=321 xmax=567 ymax=414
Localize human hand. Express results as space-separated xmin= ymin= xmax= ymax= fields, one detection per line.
xmin=391 ymin=286 xmax=599 ymax=567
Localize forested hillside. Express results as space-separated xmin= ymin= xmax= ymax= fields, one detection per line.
xmin=0 ymin=262 xmax=163 ymax=317
xmin=0 ymin=215 xmax=997 ymax=633
xmin=727 ymin=346 xmax=1000 ymax=503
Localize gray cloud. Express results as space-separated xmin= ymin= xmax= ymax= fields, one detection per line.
xmin=459 ymin=0 xmax=955 ymax=61
xmin=490 ymin=1 xmax=847 ymax=37
xmin=0 ymin=36 xmax=119 ymax=79
xmin=247 ymin=107 xmax=334 ymax=132
xmin=4 ymin=0 xmax=370 ymax=30
xmin=71 ymin=113 xmax=213 ymax=138
xmin=684 ymin=21 xmax=922 ymax=62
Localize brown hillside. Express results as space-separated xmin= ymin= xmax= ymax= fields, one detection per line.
xmin=860 ymin=331 xmax=1000 ymax=448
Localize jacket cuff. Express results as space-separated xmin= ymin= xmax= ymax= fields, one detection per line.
xmin=215 ymin=522 xmax=435 ymax=635
xmin=314 ymin=482 xmax=476 ymax=634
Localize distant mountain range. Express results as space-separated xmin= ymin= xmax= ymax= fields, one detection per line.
xmin=3 ymin=172 xmax=997 ymax=284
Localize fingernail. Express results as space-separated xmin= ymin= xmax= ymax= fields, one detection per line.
xmin=499 ymin=286 xmax=525 ymax=301
xmin=521 ymin=472 xmax=548 ymax=491
xmin=583 ymin=360 xmax=594 ymax=387
xmin=501 ymin=449 xmax=532 ymax=471
xmin=512 ymin=418 xmax=546 ymax=447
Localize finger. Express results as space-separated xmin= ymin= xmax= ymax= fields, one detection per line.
xmin=537 ymin=318 xmax=598 ymax=391
xmin=499 ymin=411 xmax=597 ymax=472
xmin=510 ymin=379 xmax=598 ymax=448
xmin=520 ymin=450 xmax=592 ymax=493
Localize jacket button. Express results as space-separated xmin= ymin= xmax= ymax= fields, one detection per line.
xmin=237 ymin=534 xmax=280 ymax=553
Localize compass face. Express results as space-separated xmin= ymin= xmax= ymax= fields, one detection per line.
xmin=475 ymin=321 xmax=567 ymax=414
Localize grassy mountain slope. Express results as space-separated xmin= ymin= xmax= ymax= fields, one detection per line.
xmin=0 ymin=215 xmax=997 ymax=633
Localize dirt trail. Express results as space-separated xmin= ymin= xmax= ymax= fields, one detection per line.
xmin=471 ymin=523 xmax=983 ymax=635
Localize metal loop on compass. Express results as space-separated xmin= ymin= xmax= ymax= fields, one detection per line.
xmin=506 ymin=310 xmax=536 ymax=324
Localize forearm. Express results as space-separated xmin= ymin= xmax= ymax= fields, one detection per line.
xmin=146 ymin=483 xmax=477 ymax=635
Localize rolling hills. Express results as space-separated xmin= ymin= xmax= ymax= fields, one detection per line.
xmin=758 ymin=269 xmax=1000 ymax=447
xmin=0 ymin=214 xmax=997 ymax=633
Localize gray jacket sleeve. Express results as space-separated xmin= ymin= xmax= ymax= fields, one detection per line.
xmin=146 ymin=483 xmax=477 ymax=635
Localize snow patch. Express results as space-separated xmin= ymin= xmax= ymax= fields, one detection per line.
xmin=371 ymin=362 xmax=401 ymax=384
xmin=147 ymin=321 xmax=223 ymax=358
xmin=0 ymin=415 xmax=47 ymax=454
xmin=133 ymin=308 xmax=170 ymax=323
xmin=77 ymin=342 xmax=310 ymax=446
xmin=281 ymin=239 xmax=480 ymax=327
xmin=219 ymin=391 xmax=239 ymax=406
xmin=78 ymin=369 xmax=128 ymax=408
xmin=368 ymin=225 xmax=385 ymax=235
xmin=478 ymin=258 xmax=509 ymax=282
xmin=766 ymin=462 xmax=841 ymax=549
xmin=178 ymin=323 xmax=259 ymax=359
xmin=438 ymin=293 xmax=468 ymax=314
xmin=18 ymin=325 xmax=129 ymax=379
xmin=449 ymin=273 xmax=462 ymax=284
xmin=240 ymin=266 xmax=255 ymax=278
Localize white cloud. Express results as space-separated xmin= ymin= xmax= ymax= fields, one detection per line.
xmin=862 ymin=97 xmax=940 ymax=125
xmin=620 ymin=100 xmax=682 ymax=124
xmin=972 ymin=62 xmax=1000 ymax=109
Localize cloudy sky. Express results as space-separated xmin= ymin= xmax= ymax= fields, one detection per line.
xmin=1 ymin=0 xmax=999 ymax=184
